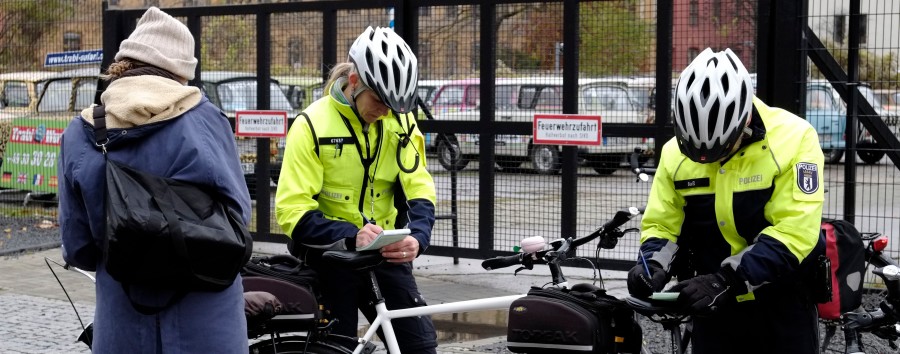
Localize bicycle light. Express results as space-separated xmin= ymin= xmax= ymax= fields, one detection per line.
xmin=521 ymin=236 xmax=546 ymax=254
xmin=874 ymin=236 xmax=889 ymax=253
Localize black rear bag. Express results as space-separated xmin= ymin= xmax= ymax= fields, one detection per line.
xmin=507 ymin=285 xmax=641 ymax=354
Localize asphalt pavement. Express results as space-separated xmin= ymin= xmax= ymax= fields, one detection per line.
xmin=0 ymin=242 xmax=629 ymax=354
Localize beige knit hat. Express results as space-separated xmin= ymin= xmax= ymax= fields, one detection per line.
xmin=114 ymin=7 xmax=197 ymax=80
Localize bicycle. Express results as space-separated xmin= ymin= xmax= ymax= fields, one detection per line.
xmin=244 ymin=205 xmax=647 ymax=354
xmin=819 ymin=232 xmax=900 ymax=354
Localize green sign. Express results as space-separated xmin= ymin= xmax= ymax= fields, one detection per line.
xmin=0 ymin=117 xmax=67 ymax=193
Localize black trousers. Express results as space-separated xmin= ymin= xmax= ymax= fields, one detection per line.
xmin=691 ymin=284 xmax=819 ymax=354
xmin=306 ymin=251 xmax=438 ymax=353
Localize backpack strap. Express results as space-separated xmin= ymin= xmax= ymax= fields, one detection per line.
xmin=92 ymin=106 xmax=108 ymax=154
xmin=299 ymin=112 xmax=319 ymax=157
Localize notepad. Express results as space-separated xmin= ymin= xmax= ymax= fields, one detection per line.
xmin=356 ymin=229 xmax=410 ymax=251
xmin=649 ymin=292 xmax=679 ymax=301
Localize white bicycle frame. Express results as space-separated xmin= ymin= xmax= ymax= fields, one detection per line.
xmin=351 ymin=281 xmax=571 ymax=354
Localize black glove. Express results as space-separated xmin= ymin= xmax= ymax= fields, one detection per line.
xmin=668 ymin=268 xmax=737 ymax=315
xmin=627 ymin=260 xmax=668 ymax=298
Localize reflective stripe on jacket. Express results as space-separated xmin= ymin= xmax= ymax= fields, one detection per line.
xmin=640 ymin=97 xmax=825 ymax=293
xmin=275 ymin=85 xmax=436 ymax=251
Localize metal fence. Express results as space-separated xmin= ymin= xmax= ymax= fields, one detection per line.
xmin=1 ymin=0 xmax=898 ymax=272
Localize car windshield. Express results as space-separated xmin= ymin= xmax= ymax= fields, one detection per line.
xmin=2 ymin=81 xmax=34 ymax=108
xmin=217 ymin=80 xmax=293 ymax=111
xmin=807 ymin=88 xmax=836 ymax=110
xmin=582 ymin=86 xmax=637 ymax=111
xmin=37 ymin=79 xmax=72 ymax=112
xmin=858 ymin=86 xmax=882 ymax=108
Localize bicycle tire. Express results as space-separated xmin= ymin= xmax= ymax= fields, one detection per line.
xmin=249 ymin=335 xmax=352 ymax=354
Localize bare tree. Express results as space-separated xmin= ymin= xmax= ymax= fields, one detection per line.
xmin=0 ymin=0 xmax=73 ymax=71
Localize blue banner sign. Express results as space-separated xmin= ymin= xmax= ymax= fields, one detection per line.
xmin=44 ymin=49 xmax=103 ymax=67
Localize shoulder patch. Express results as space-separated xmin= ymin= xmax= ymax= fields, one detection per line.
xmin=796 ymin=162 xmax=819 ymax=194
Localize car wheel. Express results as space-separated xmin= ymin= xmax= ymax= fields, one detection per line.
xmin=437 ymin=137 xmax=468 ymax=171
xmin=588 ymin=155 xmax=620 ymax=175
xmin=857 ymin=140 xmax=884 ymax=164
xmin=822 ymin=148 xmax=844 ymax=164
xmin=531 ymin=145 xmax=560 ymax=175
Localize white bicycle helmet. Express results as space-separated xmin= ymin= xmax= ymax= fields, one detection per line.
xmin=673 ymin=48 xmax=754 ymax=163
xmin=348 ymin=26 xmax=418 ymax=114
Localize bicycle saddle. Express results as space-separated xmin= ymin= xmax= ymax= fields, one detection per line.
xmin=321 ymin=250 xmax=385 ymax=271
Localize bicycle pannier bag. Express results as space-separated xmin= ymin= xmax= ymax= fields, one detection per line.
xmin=242 ymin=255 xmax=320 ymax=312
xmin=507 ymin=285 xmax=641 ymax=354
xmin=816 ymin=219 xmax=866 ymax=320
xmin=94 ymin=106 xmax=253 ymax=314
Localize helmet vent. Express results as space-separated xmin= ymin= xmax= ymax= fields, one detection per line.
xmin=701 ymin=78 xmax=711 ymax=105
xmin=707 ymin=100 xmax=720 ymax=142
xmin=686 ymin=73 xmax=696 ymax=89
xmin=689 ymin=100 xmax=700 ymax=141
xmin=378 ymin=61 xmax=389 ymax=88
xmin=392 ymin=64 xmax=402 ymax=91
xmin=726 ymin=54 xmax=739 ymax=70
xmin=739 ymin=85 xmax=748 ymax=114
xmin=397 ymin=47 xmax=405 ymax=62
xmin=365 ymin=49 xmax=376 ymax=76
xmin=721 ymin=75 xmax=729 ymax=92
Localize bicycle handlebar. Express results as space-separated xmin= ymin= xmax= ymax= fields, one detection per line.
xmin=629 ymin=149 xmax=656 ymax=181
xmin=480 ymin=207 xmax=643 ymax=272
xmin=840 ymin=236 xmax=900 ymax=352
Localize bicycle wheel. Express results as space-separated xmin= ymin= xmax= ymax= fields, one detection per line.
xmin=249 ymin=335 xmax=351 ymax=354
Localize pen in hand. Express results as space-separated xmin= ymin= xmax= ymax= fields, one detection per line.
xmin=639 ymin=251 xmax=653 ymax=289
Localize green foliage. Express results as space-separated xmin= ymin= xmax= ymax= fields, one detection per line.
xmin=200 ymin=16 xmax=255 ymax=71
xmin=0 ymin=0 xmax=74 ymax=71
xmin=579 ymin=1 xmax=654 ymax=76
xmin=498 ymin=47 xmax=542 ymax=71
xmin=812 ymin=39 xmax=900 ymax=90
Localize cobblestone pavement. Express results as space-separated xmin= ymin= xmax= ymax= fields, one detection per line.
xmin=0 ymin=246 xmax=564 ymax=354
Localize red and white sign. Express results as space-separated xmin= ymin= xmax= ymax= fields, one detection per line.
xmin=235 ymin=110 xmax=288 ymax=138
xmin=532 ymin=114 xmax=602 ymax=146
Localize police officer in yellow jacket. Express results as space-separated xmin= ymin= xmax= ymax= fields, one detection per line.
xmin=275 ymin=27 xmax=437 ymax=353
xmin=626 ymin=48 xmax=825 ymax=354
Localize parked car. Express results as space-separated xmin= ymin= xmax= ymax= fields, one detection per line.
xmin=0 ymin=68 xmax=101 ymax=195
xmin=274 ymin=75 xmax=323 ymax=110
xmin=806 ymin=79 xmax=898 ymax=164
xmin=200 ymin=71 xmax=299 ymax=198
xmin=432 ymin=77 xmax=647 ymax=175
xmin=0 ymin=71 xmax=59 ymax=110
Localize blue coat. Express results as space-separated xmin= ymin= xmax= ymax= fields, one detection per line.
xmin=59 ymin=78 xmax=251 ymax=353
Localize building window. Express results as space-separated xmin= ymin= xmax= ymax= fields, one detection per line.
xmin=713 ymin=0 xmax=722 ymax=21
xmin=145 ymin=0 xmax=160 ymax=7
xmin=859 ymin=14 xmax=867 ymax=45
xmin=688 ymin=47 xmax=700 ymax=63
xmin=447 ymin=6 xmax=458 ymax=19
xmin=834 ymin=15 xmax=845 ymax=44
xmin=419 ymin=7 xmax=431 ymax=17
xmin=419 ymin=41 xmax=430 ymax=72
xmin=288 ymin=38 xmax=302 ymax=67
xmin=471 ymin=42 xmax=480 ymax=71
xmin=446 ymin=41 xmax=457 ymax=76
xmin=109 ymin=0 xmax=120 ymax=6
xmin=63 ymin=32 xmax=81 ymax=51
xmin=689 ymin=1 xmax=699 ymax=26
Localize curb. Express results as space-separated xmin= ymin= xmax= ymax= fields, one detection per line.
xmin=0 ymin=241 xmax=62 ymax=257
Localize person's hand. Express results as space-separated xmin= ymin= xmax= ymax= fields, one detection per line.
xmin=668 ymin=268 xmax=736 ymax=315
xmin=380 ymin=236 xmax=420 ymax=263
xmin=355 ymin=223 xmax=383 ymax=249
xmin=627 ymin=261 xmax=668 ymax=298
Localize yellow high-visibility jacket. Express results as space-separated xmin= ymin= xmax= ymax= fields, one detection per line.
xmin=275 ymin=82 xmax=436 ymax=252
xmin=641 ymin=97 xmax=824 ymax=295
